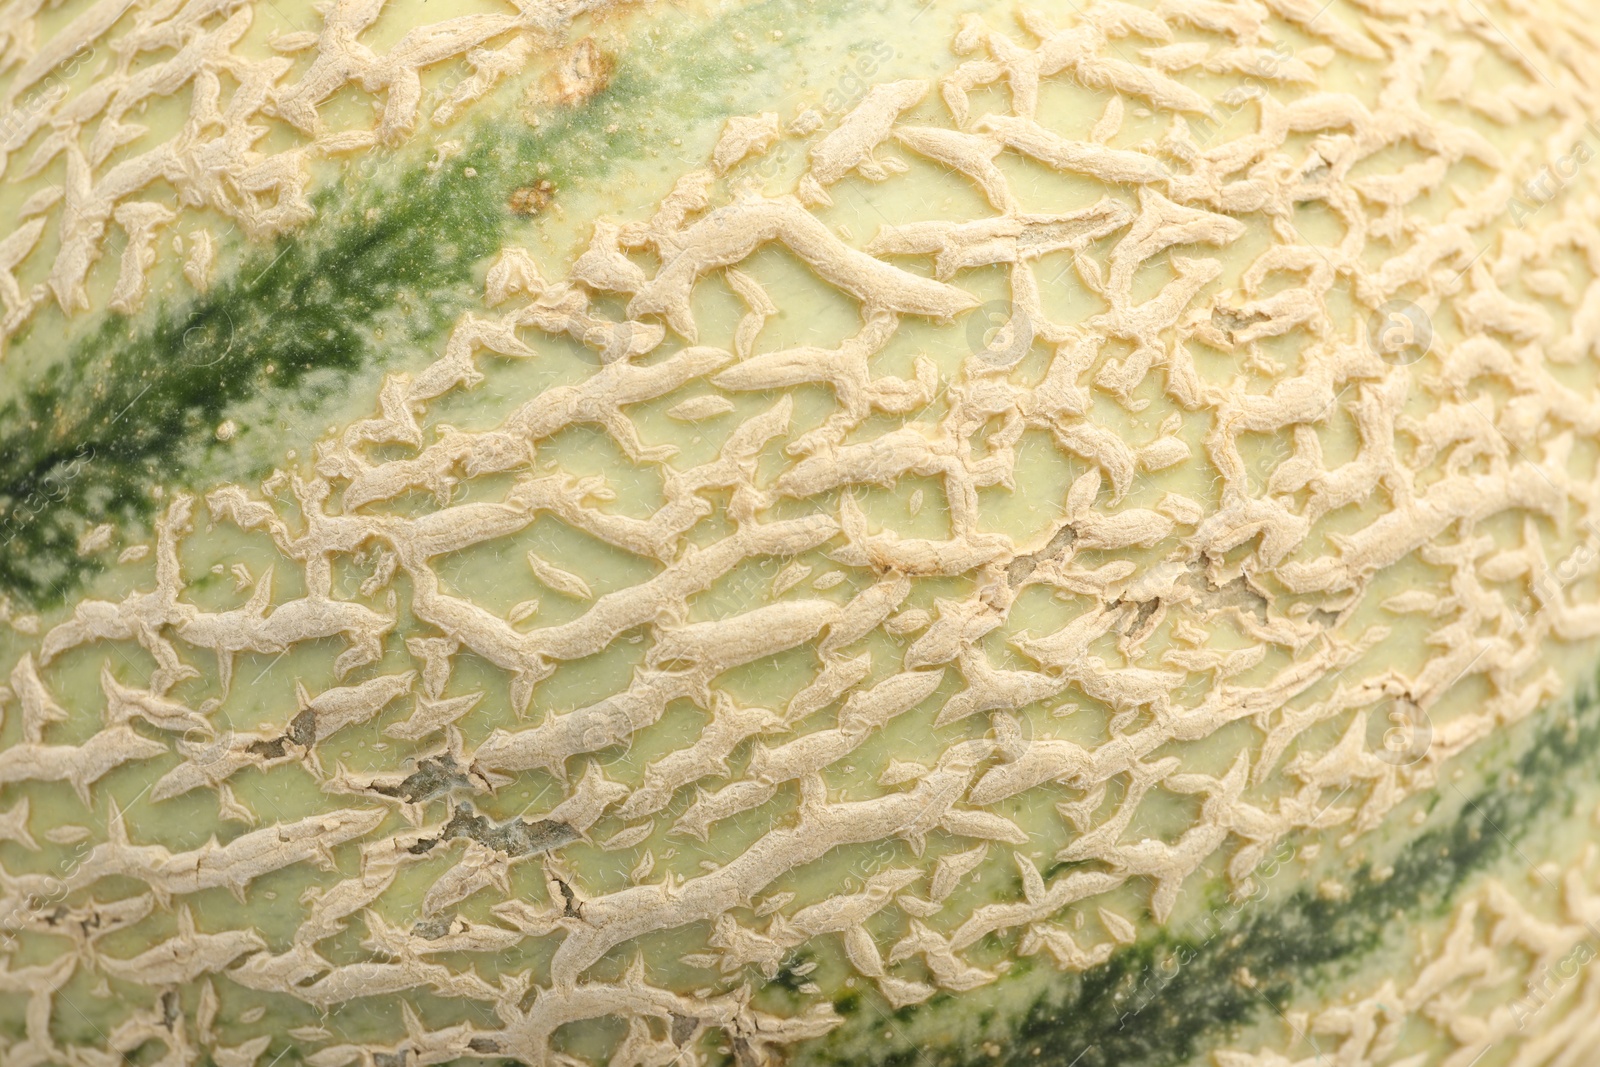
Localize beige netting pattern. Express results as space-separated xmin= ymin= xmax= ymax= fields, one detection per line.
xmin=6 ymin=0 xmax=1600 ymax=1063
xmin=1211 ymin=840 xmax=1600 ymax=1066
xmin=0 ymin=0 xmax=619 ymax=346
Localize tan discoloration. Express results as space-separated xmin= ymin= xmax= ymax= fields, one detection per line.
xmin=509 ymin=179 xmax=557 ymax=216
xmin=534 ymin=37 xmax=613 ymax=111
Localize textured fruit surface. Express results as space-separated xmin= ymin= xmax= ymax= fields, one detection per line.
xmin=4 ymin=0 xmax=1600 ymax=1065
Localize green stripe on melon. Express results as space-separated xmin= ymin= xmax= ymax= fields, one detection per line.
xmin=0 ymin=0 xmax=908 ymax=609
xmin=796 ymin=668 xmax=1600 ymax=1067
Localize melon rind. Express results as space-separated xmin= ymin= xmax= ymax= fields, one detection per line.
xmin=3 ymin=0 xmax=1600 ymax=1065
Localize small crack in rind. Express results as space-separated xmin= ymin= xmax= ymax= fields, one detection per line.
xmin=410 ymin=804 xmax=578 ymax=858
xmin=411 ymin=915 xmax=455 ymax=941
xmin=371 ymin=754 xmax=475 ymax=803
xmin=1005 ymin=524 xmax=1076 ymax=587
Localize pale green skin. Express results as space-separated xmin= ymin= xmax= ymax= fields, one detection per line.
xmin=0 ymin=0 xmax=1598 ymax=1065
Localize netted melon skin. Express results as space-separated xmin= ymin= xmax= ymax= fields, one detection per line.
xmin=5 ymin=0 xmax=1600 ymax=1065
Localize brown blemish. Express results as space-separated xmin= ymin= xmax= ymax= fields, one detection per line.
xmin=532 ymin=38 xmax=614 ymax=113
xmin=511 ymin=180 xmax=557 ymax=217
xmin=1006 ymin=524 xmax=1076 ymax=587
xmin=410 ymin=804 xmax=578 ymax=859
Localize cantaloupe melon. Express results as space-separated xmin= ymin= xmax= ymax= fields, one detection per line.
xmin=2 ymin=0 xmax=1600 ymax=1064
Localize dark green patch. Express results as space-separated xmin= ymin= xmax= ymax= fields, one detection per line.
xmin=771 ymin=949 xmax=820 ymax=995
xmin=0 ymin=146 xmax=502 ymax=606
xmin=0 ymin=0 xmax=852 ymax=609
xmin=800 ymin=670 xmax=1600 ymax=1067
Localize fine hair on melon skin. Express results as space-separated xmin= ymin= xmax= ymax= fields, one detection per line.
xmin=6 ymin=0 xmax=1600 ymax=1065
